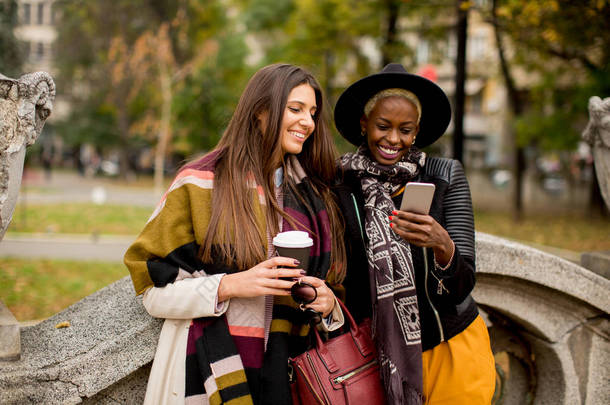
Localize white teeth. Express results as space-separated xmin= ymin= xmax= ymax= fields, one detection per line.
xmin=379 ymin=146 xmax=398 ymax=155
xmin=290 ymin=131 xmax=305 ymax=139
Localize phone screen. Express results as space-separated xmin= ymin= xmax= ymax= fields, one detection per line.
xmin=399 ymin=182 xmax=436 ymax=214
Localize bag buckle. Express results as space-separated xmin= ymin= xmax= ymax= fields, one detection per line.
xmin=287 ymin=362 xmax=295 ymax=383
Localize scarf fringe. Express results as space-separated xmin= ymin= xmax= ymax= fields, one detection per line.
xmin=380 ymin=360 xmax=423 ymax=405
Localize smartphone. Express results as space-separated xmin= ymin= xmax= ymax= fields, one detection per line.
xmin=399 ymin=182 xmax=436 ymax=214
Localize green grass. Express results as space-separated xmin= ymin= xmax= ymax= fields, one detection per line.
xmin=0 ymin=258 xmax=127 ymax=321
xmin=474 ymin=210 xmax=610 ymax=252
xmin=7 ymin=203 xmax=152 ymax=235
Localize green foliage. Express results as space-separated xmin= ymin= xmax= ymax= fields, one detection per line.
xmin=51 ymin=0 xmax=610 ymax=167
xmin=0 ymin=0 xmax=24 ymax=77
xmin=51 ymin=0 xmax=456 ymax=162
xmin=53 ymin=97 xmax=119 ymax=149
xmin=235 ymin=0 xmax=399 ymax=105
xmin=241 ymin=0 xmax=295 ymax=31
xmin=492 ymin=0 xmax=610 ymax=150
xmin=53 ymin=0 xmax=249 ymax=169
xmin=515 ymin=112 xmax=579 ymax=151
xmin=173 ymin=34 xmax=251 ymax=154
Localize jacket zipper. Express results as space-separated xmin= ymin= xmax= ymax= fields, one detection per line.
xmin=332 ymin=358 xmax=378 ymax=384
xmin=351 ymin=193 xmax=365 ymax=242
xmin=423 ymin=247 xmax=444 ymax=342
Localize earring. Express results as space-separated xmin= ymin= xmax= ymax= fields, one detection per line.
xmin=361 ymin=130 xmax=367 ymax=137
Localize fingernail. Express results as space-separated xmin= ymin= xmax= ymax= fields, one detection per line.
xmin=300 ymin=270 xmax=306 ymax=275
xmin=294 ymin=259 xmax=300 ymax=265
xmin=390 ymin=223 xmax=394 ymax=228
xmin=389 ymin=216 xmax=393 ymax=221
xmin=392 ymin=210 xmax=398 ymax=215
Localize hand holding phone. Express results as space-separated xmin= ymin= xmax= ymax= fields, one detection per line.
xmin=399 ymin=182 xmax=435 ymax=215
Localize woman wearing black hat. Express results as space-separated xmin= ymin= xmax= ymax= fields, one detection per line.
xmin=334 ymin=63 xmax=496 ymax=404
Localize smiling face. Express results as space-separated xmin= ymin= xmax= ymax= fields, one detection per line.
xmin=361 ymin=96 xmax=420 ymax=165
xmin=279 ymin=83 xmax=317 ymax=156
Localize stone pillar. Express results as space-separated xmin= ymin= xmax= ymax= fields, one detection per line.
xmin=0 ymin=71 xmax=55 ymax=240
xmin=0 ymin=71 xmax=55 ymax=361
xmin=581 ymin=96 xmax=610 ymax=278
xmin=582 ymin=95 xmax=610 ymax=211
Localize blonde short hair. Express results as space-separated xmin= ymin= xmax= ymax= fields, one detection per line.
xmin=363 ymin=88 xmax=422 ymax=124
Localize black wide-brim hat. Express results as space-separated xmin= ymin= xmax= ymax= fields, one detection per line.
xmin=334 ymin=63 xmax=452 ymax=148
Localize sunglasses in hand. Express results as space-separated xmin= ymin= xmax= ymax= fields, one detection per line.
xmin=290 ymin=279 xmax=322 ymax=324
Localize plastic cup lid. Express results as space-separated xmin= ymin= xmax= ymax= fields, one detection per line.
xmin=272 ymin=231 xmax=313 ymax=248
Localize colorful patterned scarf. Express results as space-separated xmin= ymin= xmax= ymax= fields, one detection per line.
xmin=340 ymin=145 xmax=425 ymax=404
xmin=177 ymin=154 xmax=333 ymax=404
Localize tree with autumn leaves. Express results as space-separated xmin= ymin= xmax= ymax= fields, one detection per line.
xmin=52 ymin=0 xmax=609 ymax=216
xmin=54 ymin=0 xmax=250 ymax=190
xmin=482 ymin=0 xmax=610 ymax=216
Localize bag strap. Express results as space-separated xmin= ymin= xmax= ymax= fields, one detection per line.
xmin=312 ymin=299 xmax=374 ymax=373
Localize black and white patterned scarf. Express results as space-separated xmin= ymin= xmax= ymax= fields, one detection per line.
xmin=340 ymin=145 xmax=425 ymax=404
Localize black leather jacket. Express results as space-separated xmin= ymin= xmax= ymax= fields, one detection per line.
xmin=335 ymin=157 xmax=479 ymax=351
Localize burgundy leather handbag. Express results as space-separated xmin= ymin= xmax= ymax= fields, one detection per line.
xmin=289 ymin=299 xmax=386 ymax=405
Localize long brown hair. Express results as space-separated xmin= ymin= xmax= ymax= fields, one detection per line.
xmin=197 ymin=63 xmax=345 ymax=280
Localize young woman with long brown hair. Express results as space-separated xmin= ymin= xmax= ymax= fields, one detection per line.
xmin=125 ymin=63 xmax=346 ymax=405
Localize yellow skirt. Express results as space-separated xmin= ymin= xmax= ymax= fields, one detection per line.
xmin=421 ymin=315 xmax=496 ymax=405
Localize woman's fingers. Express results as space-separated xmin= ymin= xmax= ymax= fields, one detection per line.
xmin=298 ymin=276 xmax=336 ymax=317
xmin=264 ymin=256 xmax=301 ymax=269
xmin=394 ymin=210 xmax=428 ymax=223
xmin=298 ymin=276 xmax=325 ymax=287
xmin=389 ymin=211 xmax=438 ymax=246
xmin=255 ymin=256 xmax=305 ymax=279
xmin=221 ymin=257 xmax=306 ymax=300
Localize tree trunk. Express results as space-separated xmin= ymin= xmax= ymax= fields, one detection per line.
xmin=116 ymin=96 xmax=131 ymax=180
xmin=453 ymin=0 xmax=469 ymax=165
xmin=154 ymin=67 xmax=172 ymax=196
xmin=324 ymin=50 xmax=335 ymax=106
xmin=492 ymin=0 xmax=524 ymax=221
xmin=382 ymin=0 xmax=400 ymax=66
xmin=154 ymin=69 xmax=172 ymax=196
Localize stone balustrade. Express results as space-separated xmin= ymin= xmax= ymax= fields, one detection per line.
xmin=0 ymin=72 xmax=55 ymax=240
xmin=0 ymin=71 xmax=55 ymax=363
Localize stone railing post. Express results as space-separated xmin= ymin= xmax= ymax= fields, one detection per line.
xmin=0 ymin=71 xmax=55 ymax=361
xmin=581 ymin=96 xmax=610 ymax=277
xmin=582 ymin=95 xmax=610 ymax=211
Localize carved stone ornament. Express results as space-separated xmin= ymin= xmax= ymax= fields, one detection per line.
xmin=582 ymin=96 xmax=610 ymax=210
xmin=0 ymin=72 xmax=55 ymax=240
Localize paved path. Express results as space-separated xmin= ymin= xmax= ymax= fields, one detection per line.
xmin=17 ymin=169 xmax=159 ymax=207
xmin=1 ymin=170 xmax=149 ymax=262
xmin=0 ymin=234 xmax=133 ymax=262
